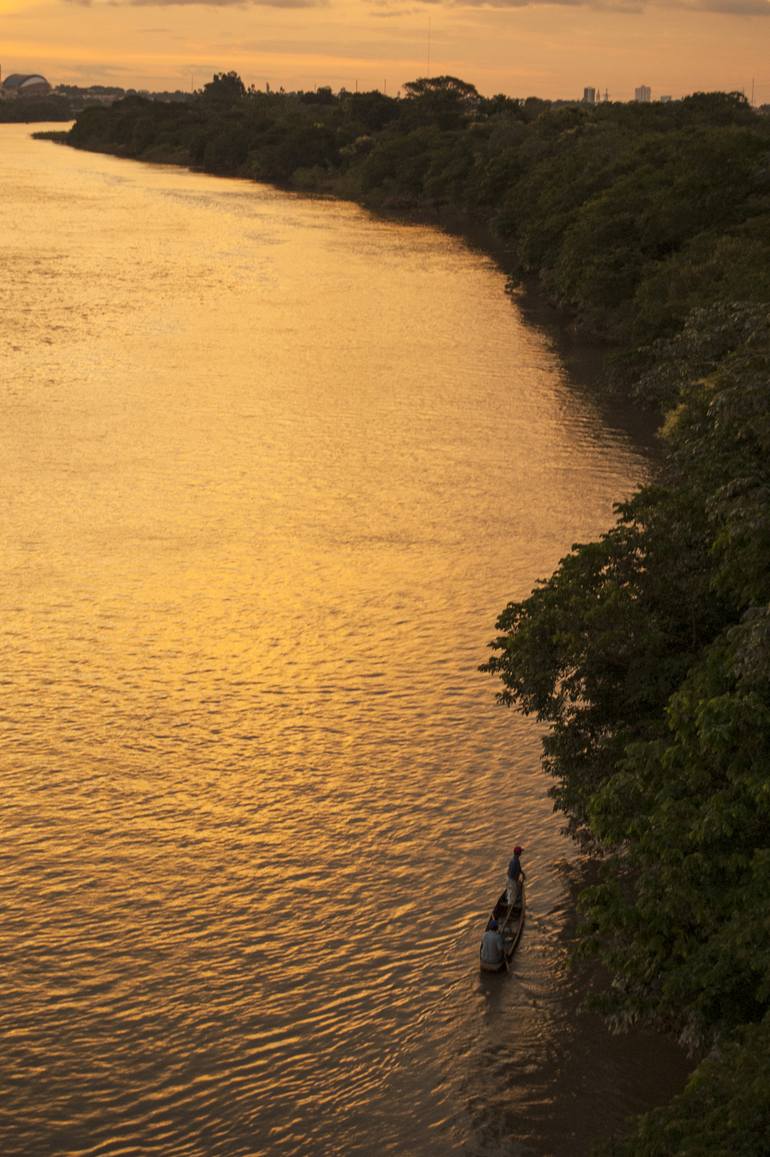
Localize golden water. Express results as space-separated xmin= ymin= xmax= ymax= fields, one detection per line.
xmin=1 ymin=125 xmax=686 ymax=1156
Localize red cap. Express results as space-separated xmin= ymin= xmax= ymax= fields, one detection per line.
xmin=514 ymin=845 xmax=523 ymax=854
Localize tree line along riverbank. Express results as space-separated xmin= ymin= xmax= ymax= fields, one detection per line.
xmin=46 ymin=76 xmax=770 ymax=1153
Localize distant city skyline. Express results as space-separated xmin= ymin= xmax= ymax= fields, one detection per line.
xmin=1 ymin=0 xmax=769 ymax=104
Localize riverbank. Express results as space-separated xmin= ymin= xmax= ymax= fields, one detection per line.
xmin=1 ymin=100 xmax=74 ymax=124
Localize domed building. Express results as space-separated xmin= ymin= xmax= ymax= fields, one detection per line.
xmin=1 ymin=74 xmax=51 ymax=99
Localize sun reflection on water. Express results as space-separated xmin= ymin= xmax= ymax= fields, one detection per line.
xmin=0 ymin=124 xmax=687 ymax=1156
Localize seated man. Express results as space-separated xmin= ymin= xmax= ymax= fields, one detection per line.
xmin=480 ymin=918 xmax=505 ymax=968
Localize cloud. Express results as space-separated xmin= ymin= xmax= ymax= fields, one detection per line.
xmin=452 ymin=0 xmax=635 ymax=7
xmin=70 ymin=0 xmax=327 ymax=7
xmin=368 ymin=0 xmax=769 ymax=12
xmin=63 ymin=0 xmax=770 ymax=13
xmin=369 ymin=5 xmax=427 ymax=14
xmin=385 ymin=0 xmax=646 ymax=9
xmin=673 ymin=0 xmax=770 ymax=11
xmin=131 ymin=0 xmax=323 ymax=5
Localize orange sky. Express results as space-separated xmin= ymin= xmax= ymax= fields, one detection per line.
xmin=1 ymin=0 xmax=769 ymax=101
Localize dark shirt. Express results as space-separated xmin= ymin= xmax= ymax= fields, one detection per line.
xmin=507 ymin=854 xmax=522 ymax=881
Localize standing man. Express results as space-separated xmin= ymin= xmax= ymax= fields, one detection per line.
xmin=506 ymin=845 xmax=525 ymax=904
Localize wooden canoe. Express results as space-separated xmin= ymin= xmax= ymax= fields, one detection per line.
xmin=479 ymin=883 xmax=525 ymax=972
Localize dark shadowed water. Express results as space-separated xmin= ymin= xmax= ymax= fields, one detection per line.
xmin=1 ymin=125 xmax=688 ymax=1156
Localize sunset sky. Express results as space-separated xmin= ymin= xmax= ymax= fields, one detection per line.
xmin=1 ymin=0 xmax=769 ymax=102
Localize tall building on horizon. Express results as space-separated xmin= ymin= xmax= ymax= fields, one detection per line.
xmin=582 ymin=86 xmax=597 ymax=104
xmin=634 ymin=84 xmax=652 ymax=103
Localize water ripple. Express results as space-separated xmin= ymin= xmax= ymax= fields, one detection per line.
xmin=0 ymin=125 xmax=688 ymax=1157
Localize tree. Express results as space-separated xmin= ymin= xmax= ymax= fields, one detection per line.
xmin=401 ymin=76 xmax=480 ymax=129
xmin=201 ymin=71 xmax=246 ymax=107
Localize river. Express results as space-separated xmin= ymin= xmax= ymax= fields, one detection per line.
xmin=1 ymin=124 xmax=687 ymax=1156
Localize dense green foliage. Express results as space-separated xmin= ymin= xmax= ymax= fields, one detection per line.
xmin=0 ymin=94 xmax=75 ymax=122
xmin=484 ymin=284 xmax=770 ymax=1152
xmin=61 ymin=76 xmax=770 ymax=1150
xmin=0 ymin=86 xmax=190 ymax=124
xmin=484 ymin=298 xmax=770 ymax=1149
